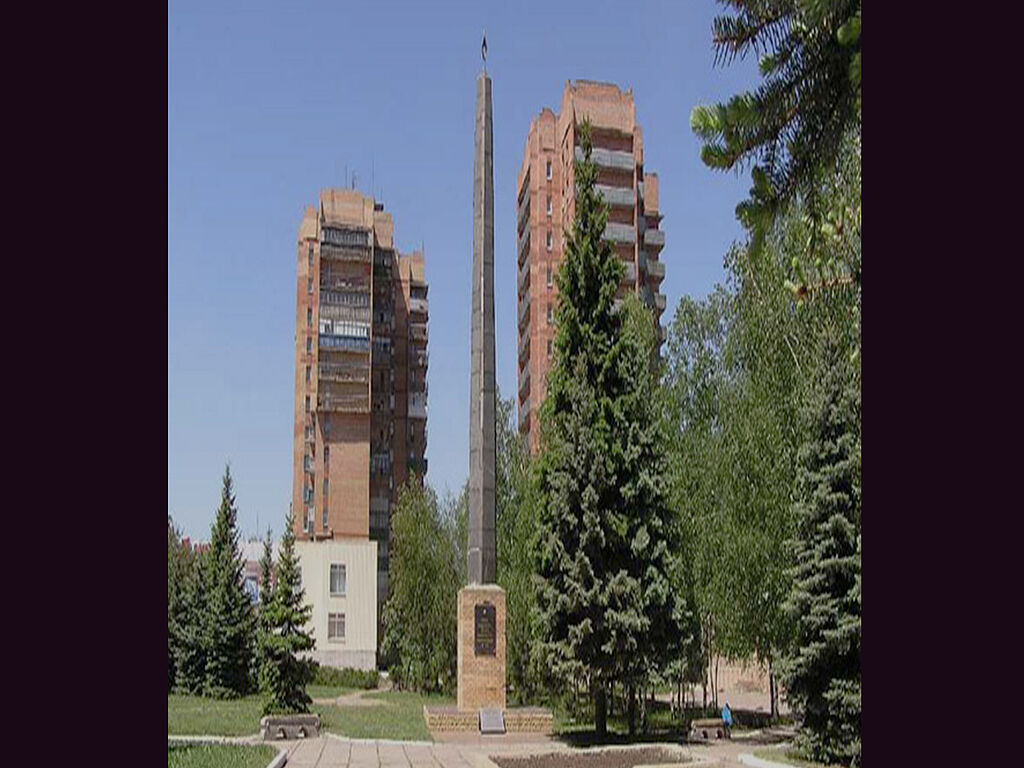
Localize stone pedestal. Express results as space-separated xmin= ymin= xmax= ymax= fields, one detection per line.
xmin=457 ymin=584 xmax=506 ymax=711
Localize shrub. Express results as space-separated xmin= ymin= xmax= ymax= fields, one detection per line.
xmin=311 ymin=664 xmax=379 ymax=690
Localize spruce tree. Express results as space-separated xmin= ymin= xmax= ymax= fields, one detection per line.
xmin=534 ymin=122 xmax=682 ymax=737
xmin=203 ymin=465 xmax=254 ymax=698
xmin=168 ymin=515 xmax=188 ymax=691
xmin=262 ymin=510 xmax=315 ymax=714
xmin=780 ymin=334 xmax=861 ymax=766
xmin=256 ymin=527 xmax=274 ymax=694
xmin=174 ymin=545 xmax=207 ymax=694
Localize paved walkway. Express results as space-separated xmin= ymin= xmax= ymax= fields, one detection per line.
xmin=273 ymin=732 xmax=793 ymax=768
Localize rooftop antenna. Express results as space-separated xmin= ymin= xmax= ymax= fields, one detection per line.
xmin=481 ymin=29 xmax=487 ymax=72
xmin=352 ymin=171 xmax=357 ymax=190
xmin=344 ymin=164 xmax=348 ymax=188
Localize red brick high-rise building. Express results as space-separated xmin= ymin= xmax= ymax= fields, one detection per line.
xmin=515 ymin=81 xmax=667 ymax=453
xmin=292 ymin=188 xmax=428 ymax=614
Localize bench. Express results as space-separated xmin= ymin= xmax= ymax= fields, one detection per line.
xmin=260 ymin=713 xmax=321 ymax=740
xmin=689 ymin=717 xmax=730 ymax=741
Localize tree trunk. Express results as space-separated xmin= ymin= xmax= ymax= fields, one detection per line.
xmin=627 ymin=681 xmax=637 ymax=735
xmin=768 ymin=656 xmax=778 ymax=720
xmin=595 ymin=683 xmax=607 ymax=740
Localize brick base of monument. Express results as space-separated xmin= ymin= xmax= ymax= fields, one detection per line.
xmin=423 ymin=705 xmax=554 ymax=733
xmin=457 ymin=584 xmax=506 ymax=711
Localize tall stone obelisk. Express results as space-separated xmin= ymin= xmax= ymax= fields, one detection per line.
xmin=457 ymin=35 xmax=506 ymax=717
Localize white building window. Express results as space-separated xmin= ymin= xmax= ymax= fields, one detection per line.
xmin=546 ymin=195 xmax=552 ymax=216
xmin=546 ymin=266 xmax=553 ymax=288
xmin=328 ymin=612 xmax=346 ymax=641
xmin=330 ymin=563 xmax=347 ymax=596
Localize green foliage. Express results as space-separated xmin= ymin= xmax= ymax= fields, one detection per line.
xmin=780 ymin=334 xmax=861 ymax=766
xmin=494 ymin=390 xmax=541 ymax=704
xmin=168 ymin=515 xmax=190 ymax=691
xmin=174 ymin=545 xmax=208 ymax=695
xmin=692 ymin=0 xmax=862 ymax=259
xmin=260 ymin=509 xmax=315 ymax=715
xmin=534 ymin=122 xmax=684 ymax=736
xmin=202 ymin=465 xmax=255 ymax=699
xmin=255 ymin=527 xmax=274 ymax=694
xmin=381 ymin=481 xmax=460 ymax=694
xmin=310 ymin=664 xmax=379 ymax=690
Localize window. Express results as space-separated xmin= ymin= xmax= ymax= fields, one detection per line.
xmin=330 ymin=563 xmax=346 ymax=595
xmin=305 ymin=365 xmax=310 ymax=384
xmin=545 ymin=160 xmax=552 ymax=180
xmin=547 ymin=304 xmax=553 ymax=324
xmin=546 ymin=266 xmax=553 ymax=288
xmin=306 ymin=336 xmax=312 ymax=353
xmin=546 ymin=231 xmax=552 ymax=251
xmin=546 ymin=195 xmax=552 ymax=216
xmin=305 ymin=396 xmax=310 ymax=413
xmin=323 ymin=506 xmax=328 ymax=530
xmin=323 ymin=478 xmax=329 ymax=496
xmin=547 ymin=340 xmax=553 ymax=356
xmin=308 ymin=245 xmax=314 ymax=267
xmin=307 ymin=308 xmax=312 ymax=327
xmin=324 ymin=445 xmax=330 ymax=464
xmin=328 ymin=612 xmax=346 ymax=640
xmin=307 ymin=277 xmax=313 ymax=295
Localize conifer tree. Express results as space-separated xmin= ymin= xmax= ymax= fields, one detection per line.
xmin=256 ymin=527 xmax=274 ymax=694
xmin=780 ymin=333 xmax=861 ymax=766
xmin=168 ymin=515 xmax=188 ymax=691
xmin=174 ymin=545 xmax=207 ymax=694
xmin=262 ymin=510 xmax=315 ymax=715
xmin=203 ymin=464 xmax=254 ymax=698
xmin=534 ymin=122 xmax=682 ymax=737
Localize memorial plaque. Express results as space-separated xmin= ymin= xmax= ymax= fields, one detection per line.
xmin=474 ymin=603 xmax=496 ymax=656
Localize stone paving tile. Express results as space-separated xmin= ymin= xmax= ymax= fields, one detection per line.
xmin=350 ymin=740 xmax=380 ymax=767
xmin=321 ymin=737 xmax=352 ymax=765
xmin=287 ymin=738 xmax=327 ymax=766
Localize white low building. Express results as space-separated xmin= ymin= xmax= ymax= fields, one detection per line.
xmin=295 ymin=538 xmax=378 ymax=670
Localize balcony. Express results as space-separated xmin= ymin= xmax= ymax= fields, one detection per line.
xmin=410 ymin=323 xmax=428 ymax=344
xmin=320 ymin=243 xmax=371 ymax=264
xmin=318 ymin=362 xmax=370 ymax=383
xmin=648 ymin=259 xmax=665 ymax=280
xmin=518 ymin=397 xmax=530 ymax=432
xmin=409 ymin=296 xmax=429 ymax=316
xmin=303 ymin=457 xmax=314 ymax=473
xmin=518 ymin=228 xmax=531 ymax=266
xmin=518 ymin=292 xmax=531 ymax=329
xmin=518 ymin=259 xmax=530 ymax=296
xmin=575 ymin=145 xmax=635 ymax=172
xmin=374 ymin=249 xmax=394 ymax=268
xmin=518 ymin=365 xmax=531 ymax=398
xmin=320 ymin=303 xmax=371 ymax=322
xmin=317 ymin=393 xmax=370 ymax=413
xmin=517 ymin=186 xmax=531 ymax=232
xmin=644 ymin=228 xmax=665 ymax=249
xmin=371 ymin=496 xmax=389 ymax=515
xmin=596 ymin=184 xmax=634 ymax=208
xmin=408 ymin=394 xmax=427 ymax=420
xmin=415 ymin=350 xmax=429 ymax=369
xmin=371 ymin=452 xmax=392 ymax=476
xmin=319 ymin=334 xmax=371 ymax=353
xmin=518 ymin=331 xmax=530 ymax=363
xmin=621 ymin=261 xmax=636 ymax=284
xmin=321 ymin=226 xmax=370 ymax=248
xmin=407 ymin=456 xmax=428 ymax=476
xmin=655 ymin=292 xmax=667 ymax=311
xmin=320 ymin=277 xmax=370 ymax=295
xmin=604 ymin=222 xmax=636 ymax=244
xmin=304 ymin=430 xmax=315 ymax=444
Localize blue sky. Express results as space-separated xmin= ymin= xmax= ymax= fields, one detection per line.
xmin=168 ymin=0 xmax=760 ymax=541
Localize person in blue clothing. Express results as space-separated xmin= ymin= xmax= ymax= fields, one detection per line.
xmin=722 ymin=701 xmax=733 ymax=729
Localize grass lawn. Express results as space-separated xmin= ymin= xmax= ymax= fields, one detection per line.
xmin=314 ymin=690 xmax=453 ymax=742
xmin=306 ymin=684 xmax=354 ymax=700
xmin=752 ymin=747 xmax=845 ymax=768
xmin=170 ymin=689 xmax=453 ymax=741
xmin=169 ymin=694 xmax=267 ymax=736
xmin=167 ymin=743 xmax=276 ymax=768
